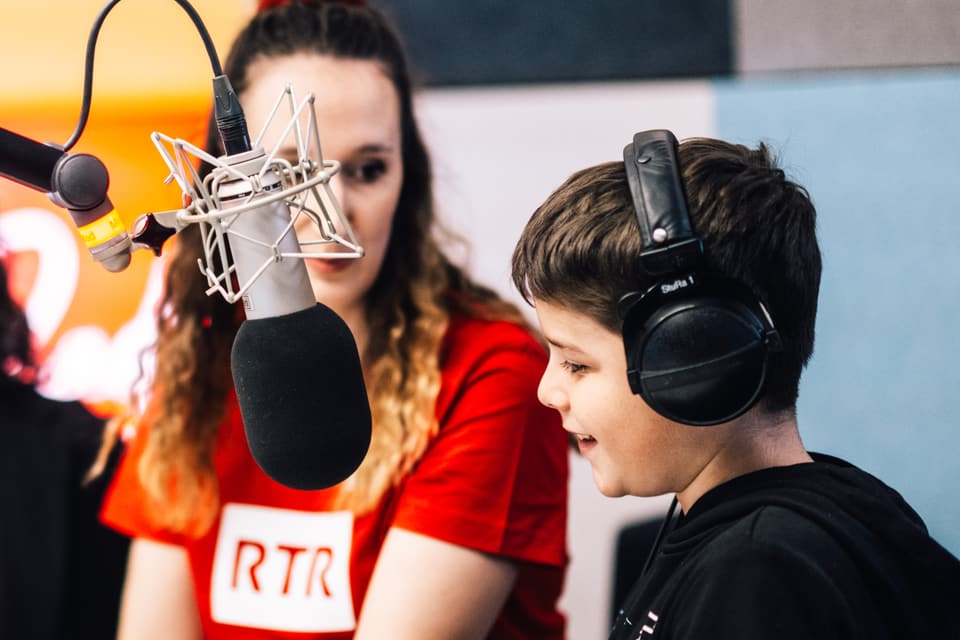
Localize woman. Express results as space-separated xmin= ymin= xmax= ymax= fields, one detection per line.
xmin=99 ymin=2 xmax=569 ymax=638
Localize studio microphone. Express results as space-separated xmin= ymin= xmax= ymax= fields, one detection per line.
xmin=171 ymin=75 xmax=372 ymax=490
xmin=0 ymin=127 xmax=132 ymax=272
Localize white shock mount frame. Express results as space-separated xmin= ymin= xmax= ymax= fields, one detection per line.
xmin=149 ymin=85 xmax=363 ymax=304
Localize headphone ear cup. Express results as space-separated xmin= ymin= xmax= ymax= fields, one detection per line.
xmin=621 ymin=278 xmax=772 ymax=426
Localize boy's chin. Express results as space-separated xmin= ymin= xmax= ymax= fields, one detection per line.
xmin=591 ymin=471 xmax=629 ymax=498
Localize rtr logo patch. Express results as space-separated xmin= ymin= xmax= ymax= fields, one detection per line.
xmin=210 ymin=503 xmax=356 ymax=632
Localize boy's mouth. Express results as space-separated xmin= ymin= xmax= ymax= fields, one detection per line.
xmin=571 ymin=432 xmax=597 ymax=454
xmin=573 ymin=432 xmax=597 ymax=455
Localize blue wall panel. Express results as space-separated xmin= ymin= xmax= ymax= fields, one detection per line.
xmin=715 ymin=69 xmax=960 ymax=554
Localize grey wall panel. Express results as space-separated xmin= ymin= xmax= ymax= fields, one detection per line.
xmin=371 ymin=0 xmax=733 ymax=85
xmin=736 ymin=0 xmax=960 ymax=73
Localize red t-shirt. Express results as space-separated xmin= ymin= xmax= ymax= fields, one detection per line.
xmin=102 ymin=316 xmax=569 ymax=638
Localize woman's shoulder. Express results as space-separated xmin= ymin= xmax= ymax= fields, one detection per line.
xmin=441 ymin=314 xmax=547 ymax=372
xmin=446 ymin=313 xmax=542 ymax=348
xmin=436 ymin=316 xmax=549 ymax=421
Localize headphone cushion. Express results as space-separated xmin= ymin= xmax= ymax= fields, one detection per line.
xmin=622 ymin=285 xmax=771 ymax=425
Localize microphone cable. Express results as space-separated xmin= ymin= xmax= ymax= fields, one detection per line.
xmin=639 ymin=494 xmax=679 ymax=578
xmin=63 ymin=0 xmax=223 ymax=152
xmin=610 ymin=495 xmax=679 ymax=636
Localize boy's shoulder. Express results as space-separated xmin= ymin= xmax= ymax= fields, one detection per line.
xmin=683 ymin=457 xmax=913 ymax=569
xmin=641 ymin=503 xmax=875 ymax=639
xmin=654 ymin=459 xmax=960 ymax=636
xmin=696 ymin=501 xmax=857 ymax=574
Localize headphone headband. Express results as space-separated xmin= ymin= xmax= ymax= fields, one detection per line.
xmin=623 ymin=130 xmax=702 ymax=275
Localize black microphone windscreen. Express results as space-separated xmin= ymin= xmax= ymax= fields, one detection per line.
xmin=231 ymin=303 xmax=372 ymax=490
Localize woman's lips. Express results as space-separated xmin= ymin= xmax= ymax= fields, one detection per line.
xmin=305 ymin=256 xmax=353 ymax=275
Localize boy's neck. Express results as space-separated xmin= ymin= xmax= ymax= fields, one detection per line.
xmin=675 ymin=410 xmax=812 ymax=513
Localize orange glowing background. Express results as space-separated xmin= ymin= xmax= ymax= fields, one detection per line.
xmin=0 ymin=0 xmax=255 ymax=413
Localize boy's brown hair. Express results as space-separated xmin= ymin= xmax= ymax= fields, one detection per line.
xmin=511 ymin=137 xmax=822 ymax=413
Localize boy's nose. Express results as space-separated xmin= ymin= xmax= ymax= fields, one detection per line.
xmin=537 ymin=367 xmax=567 ymax=412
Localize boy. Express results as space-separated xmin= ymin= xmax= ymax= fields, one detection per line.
xmin=511 ymin=130 xmax=960 ymax=638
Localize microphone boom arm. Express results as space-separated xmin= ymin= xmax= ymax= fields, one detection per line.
xmin=0 ymin=126 xmax=132 ymax=271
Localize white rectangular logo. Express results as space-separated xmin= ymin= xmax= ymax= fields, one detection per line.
xmin=210 ymin=503 xmax=356 ymax=632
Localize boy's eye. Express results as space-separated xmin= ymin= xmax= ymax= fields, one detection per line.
xmin=345 ymin=159 xmax=387 ymax=183
xmin=560 ymin=360 xmax=588 ymax=374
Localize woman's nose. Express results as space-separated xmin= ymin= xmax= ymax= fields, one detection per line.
xmin=328 ymin=173 xmax=345 ymax=211
xmin=324 ymin=174 xmax=353 ymax=236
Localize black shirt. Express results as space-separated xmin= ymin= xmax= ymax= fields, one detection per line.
xmin=1 ymin=379 xmax=130 ymax=640
xmin=610 ymin=453 xmax=960 ymax=639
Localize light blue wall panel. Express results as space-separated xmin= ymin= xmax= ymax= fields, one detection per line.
xmin=715 ymin=69 xmax=960 ymax=554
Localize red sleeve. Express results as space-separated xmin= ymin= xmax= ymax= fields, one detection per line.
xmin=391 ymin=318 xmax=568 ymax=567
xmin=100 ymin=423 xmax=188 ymax=547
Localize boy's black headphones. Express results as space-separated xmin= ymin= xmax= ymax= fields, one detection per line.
xmin=618 ymin=130 xmax=782 ymax=426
